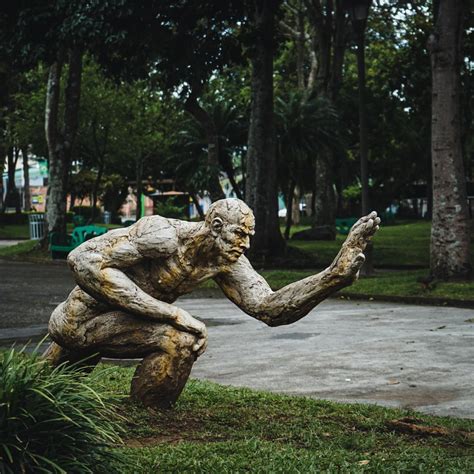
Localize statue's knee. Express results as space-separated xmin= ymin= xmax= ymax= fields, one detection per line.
xmin=48 ymin=303 xmax=67 ymax=343
xmin=163 ymin=328 xmax=200 ymax=357
xmin=48 ymin=303 xmax=89 ymax=350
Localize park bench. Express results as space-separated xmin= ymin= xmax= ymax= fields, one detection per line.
xmin=335 ymin=217 xmax=358 ymax=235
xmin=72 ymin=215 xmax=86 ymax=227
xmin=50 ymin=225 xmax=107 ymax=259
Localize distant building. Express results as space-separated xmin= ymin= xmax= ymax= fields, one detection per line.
xmin=2 ymin=158 xmax=48 ymax=212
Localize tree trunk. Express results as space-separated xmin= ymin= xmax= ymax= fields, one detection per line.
xmin=292 ymin=185 xmax=301 ymax=225
xmin=136 ymin=156 xmax=144 ymax=221
xmin=22 ymin=147 xmax=31 ymax=212
xmin=220 ymin=151 xmax=243 ymax=200
xmin=90 ymin=159 xmax=104 ymax=223
xmin=45 ymin=48 xmax=83 ymax=242
xmin=284 ymin=179 xmax=296 ymax=240
xmin=245 ymin=0 xmax=285 ymax=259
xmin=355 ymin=14 xmax=374 ymax=276
xmin=45 ymin=59 xmax=67 ymax=241
xmin=428 ymin=0 xmax=471 ymax=279
xmin=313 ymin=155 xmax=335 ymax=228
xmin=4 ymin=146 xmax=21 ymax=213
xmin=0 ymin=62 xmax=10 ymax=213
xmin=185 ymin=94 xmax=225 ymax=202
xmin=190 ymin=192 xmax=205 ymax=219
xmin=307 ymin=0 xmax=347 ymax=231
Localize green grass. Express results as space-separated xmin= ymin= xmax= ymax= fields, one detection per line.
xmin=287 ymin=220 xmax=436 ymax=268
xmin=0 ymin=222 xmax=121 ymax=240
xmin=199 ymin=268 xmax=474 ymax=303
xmin=0 ymin=224 xmax=30 ymax=239
xmin=340 ymin=270 xmax=474 ymax=302
xmin=0 ymin=240 xmax=51 ymax=262
xmin=93 ymin=366 xmax=474 ymax=473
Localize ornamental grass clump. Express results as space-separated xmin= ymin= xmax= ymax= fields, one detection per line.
xmin=0 ymin=347 xmax=128 ymax=473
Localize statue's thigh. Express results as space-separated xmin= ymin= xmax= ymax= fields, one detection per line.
xmin=81 ymin=311 xmax=196 ymax=359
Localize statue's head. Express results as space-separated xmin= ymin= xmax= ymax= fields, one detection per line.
xmin=205 ymin=198 xmax=255 ymax=262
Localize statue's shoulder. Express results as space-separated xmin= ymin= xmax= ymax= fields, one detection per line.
xmin=128 ymin=215 xmax=180 ymax=257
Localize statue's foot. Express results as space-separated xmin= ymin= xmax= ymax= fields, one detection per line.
xmin=331 ymin=211 xmax=380 ymax=277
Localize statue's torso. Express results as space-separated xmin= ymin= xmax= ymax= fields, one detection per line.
xmin=125 ymin=253 xmax=220 ymax=303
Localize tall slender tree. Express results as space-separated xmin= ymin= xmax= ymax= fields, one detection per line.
xmin=246 ymin=0 xmax=286 ymax=258
xmin=45 ymin=48 xmax=83 ymax=239
xmin=428 ymin=0 xmax=471 ymax=279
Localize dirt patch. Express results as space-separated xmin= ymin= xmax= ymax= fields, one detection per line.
xmin=124 ymin=435 xmax=185 ymax=447
xmin=387 ymin=417 xmax=474 ymax=441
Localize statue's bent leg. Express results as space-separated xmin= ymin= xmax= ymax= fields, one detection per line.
xmin=42 ymin=341 xmax=101 ymax=373
xmin=47 ymin=297 xmax=202 ymax=408
xmin=44 ymin=295 xmax=105 ymax=372
xmin=84 ymin=311 xmax=199 ymax=409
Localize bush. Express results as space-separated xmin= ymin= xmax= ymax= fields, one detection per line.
xmin=154 ymin=198 xmax=186 ymax=219
xmin=0 ymin=347 xmax=129 ymax=473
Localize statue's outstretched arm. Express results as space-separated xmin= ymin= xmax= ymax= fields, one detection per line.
xmin=215 ymin=212 xmax=380 ymax=327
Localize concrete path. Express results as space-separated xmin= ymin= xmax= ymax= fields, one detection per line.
xmin=0 ymin=239 xmax=24 ymax=248
xmin=1 ymin=260 xmax=473 ymax=419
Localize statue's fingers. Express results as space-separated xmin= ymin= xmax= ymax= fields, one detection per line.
xmin=194 ymin=337 xmax=207 ymax=356
xmin=350 ymin=252 xmax=365 ymax=273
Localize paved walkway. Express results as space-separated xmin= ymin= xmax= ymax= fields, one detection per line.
xmin=1 ymin=260 xmax=473 ymax=419
xmin=0 ymin=239 xmax=24 ymax=248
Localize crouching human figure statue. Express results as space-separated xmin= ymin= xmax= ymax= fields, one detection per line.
xmin=44 ymin=198 xmax=380 ymax=408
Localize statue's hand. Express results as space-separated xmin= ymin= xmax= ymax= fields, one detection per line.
xmin=173 ymin=309 xmax=208 ymax=356
xmin=331 ymin=211 xmax=381 ymax=277
xmin=345 ymin=211 xmax=380 ymax=251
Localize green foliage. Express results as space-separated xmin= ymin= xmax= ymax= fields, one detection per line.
xmin=342 ymin=182 xmax=362 ymax=200
xmin=275 ymin=90 xmax=344 ymax=196
xmin=171 ymin=98 xmax=246 ymax=197
xmin=154 ymin=198 xmax=186 ymax=220
xmin=0 ymin=347 xmax=127 ymax=474
xmin=7 ymin=66 xmax=48 ymax=156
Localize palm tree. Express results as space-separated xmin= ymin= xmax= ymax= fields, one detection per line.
xmin=174 ymin=99 xmax=247 ymax=202
xmin=275 ymin=91 xmax=342 ymax=239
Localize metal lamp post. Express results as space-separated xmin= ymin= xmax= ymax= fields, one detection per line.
xmin=345 ymin=0 xmax=373 ymax=274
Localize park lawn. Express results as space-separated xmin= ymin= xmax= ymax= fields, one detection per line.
xmin=0 ymin=239 xmax=50 ymax=261
xmin=95 ymin=366 xmax=474 ymax=473
xmin=199 ymin=268 xmax=474 ymax=304
xmin=0 ymin=222 xmax=121 ymax=239
xmin=0 ymin=224 xmax=30 ymax=239
xmin=287 ymin=220 xmax=434 ymax=268
xmin=262 ymin=269 xmax=474 ymax=303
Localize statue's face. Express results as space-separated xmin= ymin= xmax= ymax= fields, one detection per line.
xmin=213 ymin=213 xmax=255 ymax=262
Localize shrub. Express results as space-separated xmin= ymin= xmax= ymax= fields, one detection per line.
xmin=0 ymin=347 xmax=128 ymax=473
xmin=154 ymin=198 xmax=187 ymax=219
